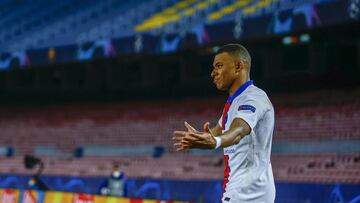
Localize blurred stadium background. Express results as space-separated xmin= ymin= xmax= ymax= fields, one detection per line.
xmin=0 ymin=0 xmax=360 ymax=202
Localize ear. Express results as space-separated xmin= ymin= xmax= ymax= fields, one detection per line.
xmin=234 ymin=60 xmax=242 ymax=74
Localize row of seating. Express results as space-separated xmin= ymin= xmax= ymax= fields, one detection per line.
xmin=0 ymin=95 xmax=359 ymax=155
xmin=272 ymin=153 xmax=360 ymax=184
xmin=0 ymin=0 xmax=332 ymax=52
xmin=1 ymin=153 xmax=359 ymax=183
xmin=0 ymin=0 xmax=93 ymax=51
xmin=0 ymin=0 xmax=154 ymax=52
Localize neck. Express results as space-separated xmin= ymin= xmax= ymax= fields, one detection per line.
xmin=228 ymin=75 xmax=249 ymax=97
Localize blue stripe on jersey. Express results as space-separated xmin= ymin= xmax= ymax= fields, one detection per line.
xmin=227 ymin=80 xmax=253 ymax=103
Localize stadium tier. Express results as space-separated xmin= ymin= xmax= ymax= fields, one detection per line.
xmin=0 ymin=89 xmax=359 ymax=185
xmin=0 ymin=0 xmax=153 ymax=51
xmin=1 ymin=153 xmax=360 ymax=184
xmin=0 ymin=90 xmax=359 ymax=155
xmin=0 ymin=0 xmax=300 ymax=51
xmin=0 ymin=0 xmax=358 ymax=69
xmin=272 ymin=153 xmax=360 ymax=184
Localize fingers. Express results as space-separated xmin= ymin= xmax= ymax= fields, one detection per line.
xmin=203 ymin=121 xmax=211 ymax=133
xmin=172 ymin=128 xmax=210 ymax=152
xmin=173 ymin=141 xmax=190 ymax=151
xmin=174 ymin=146 xmax=189 ymax=152
xmin=183 ymin=133 xmax=201 ymax=141
xmin=172 ymin=131 xmax=187 ymax=146
xmin=184 ymin=121 xmax=198 ymax=133
xmin=172 ymin=136 xmax=183 ymax=141
xmin=173 ymin=131 xmax=201 ymax=142
xmin=173 ymin=130 xmax=201 ymax=152
xmin=173 ymin=131 xmax=187 ymax=136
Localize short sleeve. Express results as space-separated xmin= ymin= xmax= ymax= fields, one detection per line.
xmin=231 ymin=97 xmax=266 ymax=131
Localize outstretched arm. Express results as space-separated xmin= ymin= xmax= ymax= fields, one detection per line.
xmin=173 ymin=118 xmax=251 ymax=151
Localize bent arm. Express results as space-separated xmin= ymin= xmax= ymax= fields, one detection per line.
xmin=173 ymin=118 xmax=251 ymax=151
xmin=211 ymin=124 xmax=222 ymax=137
xmin=217 ymin=118 xmax=251 ymax=148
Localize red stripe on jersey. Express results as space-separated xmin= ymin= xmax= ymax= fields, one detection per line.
xmin=221 ymin=102 xmax=231 ymax=130
xmin=222 ymin=155 xmax=231 ymax=194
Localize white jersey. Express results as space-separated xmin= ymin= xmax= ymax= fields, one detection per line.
xmin=218 ymin=80 xmax=276 ymax=203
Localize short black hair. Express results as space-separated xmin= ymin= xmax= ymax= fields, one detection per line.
xmin=216 ymin=43 xmax=251 ymax=69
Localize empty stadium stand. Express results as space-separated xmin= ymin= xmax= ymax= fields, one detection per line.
xmin=1 ymin=153 xmax=360 ymax=184
xmin=0 ymin=0 xmax=165 ymax=51
xmin=272 ymin=153 xmax=360 ymax=184
xmin=0 ymin=0 xmax=343 ymax=53
xmin=0 ymin=88 xmax=359 ymax=184
xmin=0 ymin=0 xmax=262 ymax=51
xmin=0 ymin=89 xmax=359 ymax=154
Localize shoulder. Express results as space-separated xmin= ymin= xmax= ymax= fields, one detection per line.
xmin=238 ymin=85 xmax=269 ymax=102
xmin=234 ymin=85 xmax=273 ymax=111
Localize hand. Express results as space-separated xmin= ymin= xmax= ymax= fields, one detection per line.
xmin=173 ymin=121 xmax=216 ymax=151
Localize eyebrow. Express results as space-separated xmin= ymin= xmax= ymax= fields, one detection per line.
xmin=213 ymin=61 xmax=222 ymax=67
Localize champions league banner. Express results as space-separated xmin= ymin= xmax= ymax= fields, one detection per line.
xmin=0 ymin=174 xmax=360 ymax=203
xmin=0 ymin=189 xmax=192 ymax=203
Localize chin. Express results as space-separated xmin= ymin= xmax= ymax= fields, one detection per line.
xmin=215 ymin=84 xmax=227 ymax=91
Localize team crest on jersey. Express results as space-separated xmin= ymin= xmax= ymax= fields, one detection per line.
xmin=238 ymin=105 xmax=256 ymax=113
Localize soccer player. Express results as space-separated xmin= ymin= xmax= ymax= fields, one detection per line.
xmin=173 ymin=44 xmax=276 ymax=202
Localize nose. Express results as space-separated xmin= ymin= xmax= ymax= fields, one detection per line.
xmin=211 ymin=68 xmax=216 ymax=78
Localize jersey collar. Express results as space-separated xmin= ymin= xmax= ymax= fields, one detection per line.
xmin=227 ymin=80 xmax=253 ymax=103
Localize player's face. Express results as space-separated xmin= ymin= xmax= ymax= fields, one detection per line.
xmin=211 ymin=52 xmax=237 ymax=91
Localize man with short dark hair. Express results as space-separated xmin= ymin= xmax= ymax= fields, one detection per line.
xmin=173 ymin=44 xmax=276 ymax=202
